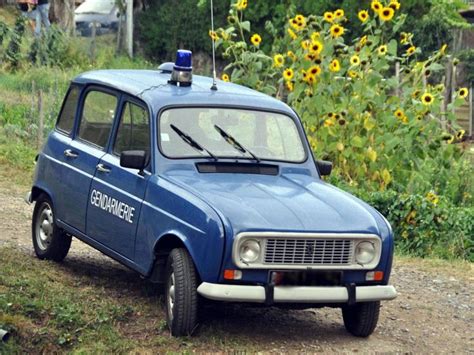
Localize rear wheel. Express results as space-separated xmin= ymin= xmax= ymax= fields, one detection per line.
xmin=32 ymin=194 xmax=71 ymax=261
xmin=342 ymin=301 xmax=380 ymax=337
xmin=165 ymin=248 xmax=198 ymax=336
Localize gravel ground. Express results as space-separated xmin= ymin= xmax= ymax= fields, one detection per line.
xmin=0 ymin=182 xmax=473 ymax=353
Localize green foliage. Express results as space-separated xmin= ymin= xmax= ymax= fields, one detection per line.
xmin=354 ymin=189 xmax=474 ymax=260
xmin=3 ymin=16 xmax=26 ymax=68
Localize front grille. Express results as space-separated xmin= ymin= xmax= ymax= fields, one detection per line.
xmin=264 ymin=238 xmax=353 ymax=265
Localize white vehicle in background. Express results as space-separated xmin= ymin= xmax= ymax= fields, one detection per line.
xmin=75 ymin=0 xmax=120 ymax=36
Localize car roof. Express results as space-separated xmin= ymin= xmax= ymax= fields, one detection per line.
xmin=72 ymin=70 xmax=294 ymax=115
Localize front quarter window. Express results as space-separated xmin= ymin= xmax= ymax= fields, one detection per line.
xmin=159 ymin=108 xmax=306 ymax=163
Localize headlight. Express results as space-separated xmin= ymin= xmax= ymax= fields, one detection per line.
xmin=239 ymin=239 xmax=261 ymax=263
xmin=355 ymin=241 xmax=376 ymax=265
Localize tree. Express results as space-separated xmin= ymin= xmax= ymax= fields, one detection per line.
xmin=50 ymin=0 xmax=75 ymax=35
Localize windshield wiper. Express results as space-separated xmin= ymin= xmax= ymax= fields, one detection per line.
xmin=170 ymin=124 xmax=218 ymax=161
xmin=213 ymin=125 xmax=260 ymax=163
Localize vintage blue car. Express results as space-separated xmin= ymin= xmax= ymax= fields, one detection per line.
xmin=28 ymin=50 xmax=396 ymax=337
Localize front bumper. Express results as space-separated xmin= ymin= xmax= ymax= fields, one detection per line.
xmin=197 ymin=283 xmax=397 ymax=303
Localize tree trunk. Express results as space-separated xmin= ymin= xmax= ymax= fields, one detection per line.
xmin=51 ymin=0 xmax=75 ymax=35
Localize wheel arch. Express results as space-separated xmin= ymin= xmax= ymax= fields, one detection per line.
xmin=149 ymin=232 xmax=201 ymax=284
xmin=30 ymin=185 xmax=54 ymax=203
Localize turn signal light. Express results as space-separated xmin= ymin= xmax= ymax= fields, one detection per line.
xmin=366 ymin=271 xmax=384 ymax=281
xmin=224 ymin=269 xmax=242 ymax=280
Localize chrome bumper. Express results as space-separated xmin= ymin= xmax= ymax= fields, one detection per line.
xmin=197 ymin=283 xmax=397 ymax=303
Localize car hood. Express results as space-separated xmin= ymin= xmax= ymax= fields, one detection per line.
xmin=163 ymin=168 xmax=384 ymax=235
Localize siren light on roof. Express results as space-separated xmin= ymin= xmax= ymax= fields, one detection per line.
xmin=169 ymin=50 xmax=193 ymax=87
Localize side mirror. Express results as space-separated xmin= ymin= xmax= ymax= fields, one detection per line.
xmin=120 ymin=150 xmax=149 ymax=174
xmin=316 ymin=159 xmax=332 ymax=176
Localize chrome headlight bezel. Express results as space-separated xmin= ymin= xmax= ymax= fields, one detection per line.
xmin=238 ymin=239 xmax=262 ymax=264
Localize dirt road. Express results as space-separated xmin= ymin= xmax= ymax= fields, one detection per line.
xmin=0 ymin=181 xmax=472 ymax=353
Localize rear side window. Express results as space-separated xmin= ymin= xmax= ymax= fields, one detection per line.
xmin=56 ymin=86 xmax=80 ymax=134
xmin=114 ymin=102 xmax=150 ymax=155
xmin=78 ymin=90 xmax=117 ymax=148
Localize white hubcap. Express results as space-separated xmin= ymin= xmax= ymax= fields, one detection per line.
xmin=168 ymin=272 xmax=175 ymax=321
xmin=36 ymin=203 xmax=53 ymax=251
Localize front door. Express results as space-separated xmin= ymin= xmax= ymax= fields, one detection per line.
xmin=60 ymin=88 xmax=119 ymax=233
xmin=86 ymin=98 xmax=151 ymax=259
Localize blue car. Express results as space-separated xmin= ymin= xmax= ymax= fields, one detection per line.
xmin=27 ymin=50 xmax=397 ymax=337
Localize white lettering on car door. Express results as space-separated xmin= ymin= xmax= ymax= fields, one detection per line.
xmin=89 ymin=189 xmax=135 ymax=224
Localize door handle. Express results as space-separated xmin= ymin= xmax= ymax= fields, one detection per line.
xmin=96 ymin=164 xmax=111 ymax=173
xmin=64 ymin=149 xmax=78 ymax=158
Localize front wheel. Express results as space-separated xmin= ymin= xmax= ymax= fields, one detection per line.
xmin=165 ymin=248 xmax=198 ymax=336
xmin=32 ymin=194 xmax=72 ymax=261
xmin=342 ymin=301 xmax=380 ymax=337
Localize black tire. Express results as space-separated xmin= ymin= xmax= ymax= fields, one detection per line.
xmin=342 ymin=301 xmax=380 ymax=337
xmin=32 ymin=194 xmax=72 ymax=262
xmin=164 ymin=248 xmax=198 ymax=336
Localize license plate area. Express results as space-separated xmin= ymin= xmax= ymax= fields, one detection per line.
xmin=270 ymin=270 xmax=342 ymax=286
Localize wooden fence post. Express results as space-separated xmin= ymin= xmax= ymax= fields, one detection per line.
xmin=37 ymin=90 xmax=44 ymax=150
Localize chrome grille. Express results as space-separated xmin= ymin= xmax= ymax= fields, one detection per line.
xmin=264 ymin=238 xmax=353 ymax=265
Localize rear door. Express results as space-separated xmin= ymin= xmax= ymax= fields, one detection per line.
xmin=86 ymin=97 xmax=151 ymax=259
xmin=60 ymin=88 xmax=118 ymax=233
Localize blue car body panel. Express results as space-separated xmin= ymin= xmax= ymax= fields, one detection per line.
xmin=31 ymin=69 xmax=395 ymax=289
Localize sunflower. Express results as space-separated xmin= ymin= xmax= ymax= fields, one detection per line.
xmin=348 ymin=70 xmax=358 ymax=79
xmin=286 ymin=81 xmax=294 ymax=92
xmin=329 ymin=59 xmax=341 ymax=72
xmin=389 ymin=0 xmax=401 ymax=10
xmin=379 ymin=7 xmax=395 ymax=21
xmin=309 ymin=65 xmax=321 ymax=76
xmin=208 ymin=30 xmax=219 ymax=41
xmin=324 ymin=11 xmax=334 ymax=22
xmin=295 ymin=14 xmax=306 ymax=27
xmin=304 ymin=53 xmax=317 ymax=62
xmin=440 ymin=44 xmax=448 ymax=56
xmin=301 ymin=40 xmax=310 ymax=50
xmin=324 ymin=119 xmax=335 ymax=127
xmin=227 ymin=15 xmax=237 ymax=24
xmin=289 ymin=18 xmax=300 ymax=30
xmin=378 ymin=45 xmax=388 ymax=56
xmin=426 ymin=191 xmax=439 ymax=205
xmin=394 ymin=109 xmax=404 ymax=119
xmin=287 ymin=51 xmax=297 ymax=62
xmin=221 ymin=73 xmax=230 ymax=82
xmin=359 ymin=35 xmax=368 ymax=46
xmin=456 ymin=129 xmax=465 ymax=141
xmin=283 ymin=68 xmax=294 ymax=80
xmin=350 ymin=55 xmax=361 ymax=66
xmin=330 ymin=24 xmax=344 ymax=38
xmin=358 ymin=10 xmax=369 ymax=22
xmin=250 ymin=34 xmax=262 ymax=46
xmin=458 ymin=87 xmax=469 ymax=99
xmin=287 ymin=28 xmax=297 ymax=40
xmin=421 ymin=93 xmax=434 ymax=105
xmin=406 ymin=46 xmax=416 ymax=56
xmin=328 ymin=112 xmax=334 ymax=118
xmin=236 ymin=0 xmax=248 ymax=11
xmin=310 ymin=40 xmax=324 ymax=55
xmin=371 ymin=0 xmax=382 ymax=12
xmin=412 ymin=89 xmax=421 ymax=99
xmin=334 ymin=9 xmax=344 ymax=18
xmin=273 ymin=54 xmax=284 ymax=68
xmin=311 ymin=32 xmax=320 ymax=42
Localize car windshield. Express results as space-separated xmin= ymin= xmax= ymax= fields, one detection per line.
xmin=159 ymin=108 xmax=306 ymax=163
xmin=76 ymin=0 xmax=115 ymax=14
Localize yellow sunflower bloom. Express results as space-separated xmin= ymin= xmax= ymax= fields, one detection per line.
xmin=359 ymin=35 xmax=368 ymax=46
xmin=421 ymin=93 xmax=434 ymax=105
xmin=283 ymin=68 xmax=294 ymax=81
xmin=308 ymin=65 xmax=322 ymax=76
xmin=348 ymin=70 xmax=358 ymax=79
xmin=236 ymin=0 xmax=248 ymax=11
xmin=350 ymin=55 xmax=361 ymax=66
xmin=329 ymin=59 xmax=341 ymax=72
xmin=440 ymin=44 xmax=448 ymax=56
xmin=208 ymin=30 xmax=219 ymax=41
xmin=358 ymin=10 xmax=369 ymax=22
xmin=457 ymin=87 xmax=469 ymax=99
xmin=330 ymin=24 xmax=344 ymax=38
xmin=389 ymin=0 xmax=401 ymax=10
xmin=334 ymin=9 xmax=344 ymax=18
xmin=310 ymin=32 xmax=320 ymax=42
xmin=371 ymin=0 xmax=382 ymax=13
xmin=426 ymin=191 xmax=439 ymax=205
xmin=324 ymin=11 xmax=334 ymax=22
xmin=287 ymin=51 xmax=297 ymax=62
xmin=394 ymin=109 xmax=404 ymax=119
xmin=310 ymin=40 xmax=324 ymax=55
xmin=406 ymin=46 xmax=416 ymax=56
xmin=221 ymin=73 xmax=230 ymax=82
xmin=378 ymin=45 xmax=388 ymax=56
xmin=379 ymin=7 xmax=395 ymax=21
xmin=324 ymin=119 xmax=335 ymax=127
xmin=286 ymin=81 xmax=294 ymax=92
xmin=456 ymin=129 xmax=465 ymax=141
xmin=287 ymin=28 xmax=297 ymax=40
xmin=273 ymin=54 xmax=284 ymax=68
xmin=250 ymin=34 xmax=262 ymax=47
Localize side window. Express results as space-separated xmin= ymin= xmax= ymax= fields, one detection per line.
xmin=113 ymin=102 xmax=150 ymax=155
xmin=78 ymin=90 xmax=117 ymax=148
xmin=56 ymin=86 xmax=80 ymax=134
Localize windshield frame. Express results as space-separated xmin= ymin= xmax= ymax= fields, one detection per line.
xmin=156 ymin=104 xmax=309 ymax=164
